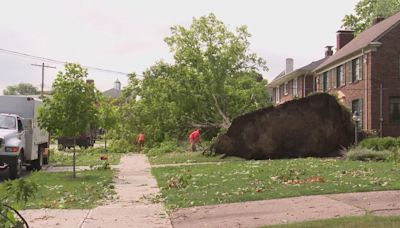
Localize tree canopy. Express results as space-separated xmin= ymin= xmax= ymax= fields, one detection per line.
xmin=38 ymin=63 xmax=99 ymax=177
xmin=3 ymin=83 xmax=40 ymax=95
xmin=342 ymin=0 xmax=400 ymax=35
xmin=117 ymin=14 xmax=271 ymax=144
xmin=38 ymin=63 xmax=98 ymax=138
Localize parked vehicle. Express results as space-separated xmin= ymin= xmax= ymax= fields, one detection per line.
xmin=57 ymin=126 xmax=97 ymax=150
xmin=0 ymin=96 xmax=49 ymax=179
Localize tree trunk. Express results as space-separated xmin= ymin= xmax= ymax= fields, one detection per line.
xmin=212 ymin=94 xmax=231 ymax=128
xmin=104 ymin=130 xmax=107 ymax=153
xmin=73 ymin=137 xmax=76 ymax=178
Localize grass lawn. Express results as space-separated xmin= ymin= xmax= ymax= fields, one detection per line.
xmin=50 ymin=149 xmax=122 ymax=166
xmin=152 ymin=158 xmax=400 ymax=209
xmin=264 ymin=215 xmax=400 ymax=228
xmin=0 ymin=170 xmax=115 ymax=209
xmin=148 ymin=152 xmax=244 ymax=165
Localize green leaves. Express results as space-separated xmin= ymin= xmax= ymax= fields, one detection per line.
xmin=4 ymin=179 xmax=38 ymax=205
xmin=3 ymin=83 xmax=40 ymax=95
xmin=342 ymin=0 xmax=400 ymax=35
xmin=118 ymin=13 xmax=271 ymax=144
xmin=38 ymin=63 xmax=99 ymax=138
xmin=0 ymin=179 xmax=38 ymax=228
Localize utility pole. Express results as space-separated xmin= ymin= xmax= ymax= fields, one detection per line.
xmin=31 ymin=63 xmax=56 ymax=98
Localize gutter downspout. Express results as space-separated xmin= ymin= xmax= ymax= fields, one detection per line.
xmin=363 ymin=48 xmax=368 ymax=132
xmin=303 ymin=71 xmax=312 ymax=97
xmin=380 ymin=83 xmax=383 ymax=137
xmin=312 ymin=74 xmax=315 ymax=94
xmin=303 ymin=73 xmax=307 ymax=97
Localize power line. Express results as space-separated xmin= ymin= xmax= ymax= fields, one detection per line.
xmin=0 ymin=48 xmax=131 ymax=76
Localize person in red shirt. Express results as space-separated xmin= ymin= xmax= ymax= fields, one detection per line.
xmin=189 ymin=129 xmax=201 ymax=152
xmin=137 ymin=133 xmax=145 ymax=151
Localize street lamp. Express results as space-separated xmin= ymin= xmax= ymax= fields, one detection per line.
xmin=353 ymin=111 xmax=360 ymax=146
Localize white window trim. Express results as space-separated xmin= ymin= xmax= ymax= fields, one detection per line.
xmin=356 ymin=58 xmax=361 ymax=81
xmin=352 ymin=58 xmax=362 ymax=82
xmin=316 ymin=52 xmax=364 ymax=74
xmin=293 ymin=78 xmax=298 ymax=96
xmin=323 ymin=72 xmax=328 ymax=92
xmin=284 ymin=82 xmax=288 ymax=95
xmin=276 ymin=87 xmax=280 ymax=103
xmin=340 ymin=65 xmax=345 ymax=86
xmin=336 ymin=65 xmax=345 ymax=87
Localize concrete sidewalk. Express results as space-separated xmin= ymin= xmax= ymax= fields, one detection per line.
xmin=22 ymin=154 xmax=172 ymax=228
xmin=171 ymin=190 xmax=400 ymax=228
xmin=20 ymin=155 xmax=400 ymax=228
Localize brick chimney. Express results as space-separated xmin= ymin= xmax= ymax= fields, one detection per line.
xmin=373 ymin=17 xmax=385 ymax=25
xmin=285 ymin=58 xmax=294 ymax=74
xmin=336 ymin=30 xmax=354 ymax=50
xmin=325 ymin=46 xmax=334 ymax=57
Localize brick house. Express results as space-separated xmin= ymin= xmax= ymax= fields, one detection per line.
xmin=268 ymin=48 xmax=332 ymax=105
xmin=314 ymin=12 xmax=400 ymax=137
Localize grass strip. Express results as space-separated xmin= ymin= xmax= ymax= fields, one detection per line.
xmin=148 ymin=152 xmax=244 ymax=165
xmin=152 ymin=158 xmax=400 ymax=209
xmin=1 ymin=170 xmax=115 ymax=209
xmin=50 ymin=149 xmax=122 ymax=166
xmin=264 ymin=215 xmax=400 ymax=228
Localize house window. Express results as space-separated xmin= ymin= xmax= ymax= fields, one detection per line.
xmin=314 ymin=77 xmax=318 ymax=92
xmin=293 ymin=78 xmax=298 ymax=96
xmin=352 ymin=99 xmax=363 ymax=129
xmin=390 ymin=97 xmax=400 ymax=124
xmin=352 ymin=58 xmax=361 ymax=82
xmin=323 ymin=72 xmax=328 ymax=92
xmin=284 ymin=82 xmax=288 ymax=95
xmin=275 ymin=87 xmax=280 ymax=103
xmin=336 ymin=65 xmax=345 ymax=87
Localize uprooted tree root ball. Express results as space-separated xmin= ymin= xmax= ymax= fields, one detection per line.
xmin=213 ymin=93 xmax=355 ymax=159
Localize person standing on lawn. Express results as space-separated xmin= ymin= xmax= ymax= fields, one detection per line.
xmin=189 ymin=129 xmax=201 ymax=152
xmin=137 ymin=132 xmax=146 ymax=151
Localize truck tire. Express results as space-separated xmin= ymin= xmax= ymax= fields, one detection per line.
xmin=43 ymin=150 xmax=50 ymax=165
xmin=9 ymin=153 xmax=22 ymax=179
xmin=32 ymin=148 xmax=43 ymax=171
xmin=43 ymin=143 xmax=49 ymax=165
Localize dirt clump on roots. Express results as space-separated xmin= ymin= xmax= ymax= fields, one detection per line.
xmin=214 ymin=93 xmax=355 ymax=159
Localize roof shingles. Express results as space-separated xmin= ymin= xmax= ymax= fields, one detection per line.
xmin=316 ymin=11 xmax=400 ymax=72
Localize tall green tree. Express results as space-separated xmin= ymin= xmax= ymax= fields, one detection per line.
xmin=3 ymin=83 xmax=40 ymax=95
xmin=98 ymin=96 xmax=118 ymax=152
xmin=120 ymin=14 xmax=271 ymax=143
xmin=38 ymin=63 xmax=98 ymax=177
xmin=342 ymin=0 xmax=400 ymax=35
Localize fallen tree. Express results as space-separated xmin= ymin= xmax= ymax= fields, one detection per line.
xmin=213 ymin=93 xmax=355 ymax=159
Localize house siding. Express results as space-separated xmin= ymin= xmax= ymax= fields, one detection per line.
xmin=305 ymin=75 xmax=314 ymax=96
xmin=270 ymin=74 xmax=316 ymax=105
xmin=371 ymin=24 xmax=400 ymax=136
xmin=315 ymin=23 xmax=400 ymax=137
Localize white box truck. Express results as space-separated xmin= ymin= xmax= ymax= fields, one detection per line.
xmin=0 ymin=96 xmax=49 ymax=179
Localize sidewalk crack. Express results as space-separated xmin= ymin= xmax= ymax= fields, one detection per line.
xmin=78 ymin=209 xmax=93 ymax=228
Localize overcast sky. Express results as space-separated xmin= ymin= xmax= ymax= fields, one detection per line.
xmin=0 ymin=0 xmax=359 ymax=94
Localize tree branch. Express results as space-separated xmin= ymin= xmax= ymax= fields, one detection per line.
xmin=212 ymin=94 xmax=231 ymax=128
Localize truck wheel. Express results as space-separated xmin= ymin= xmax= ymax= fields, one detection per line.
xmin=9 ymin=153 xmax=22 ymax=179
xmin=43 ymin=149 xmax=50 ymax=165
xmin=32 ymin=148 xmax=43 ymax=171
